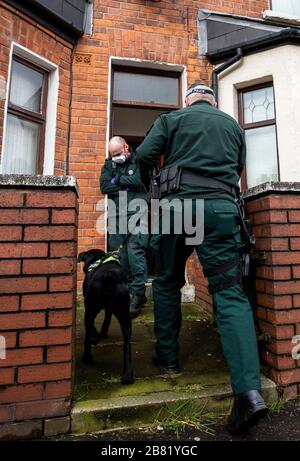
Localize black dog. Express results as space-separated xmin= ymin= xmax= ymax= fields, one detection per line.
xmin=77 ymin=248 xmax=134 ymax=385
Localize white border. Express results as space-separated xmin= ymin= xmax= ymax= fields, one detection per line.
xmin=0 ymin=42 xmax=59 ymax=175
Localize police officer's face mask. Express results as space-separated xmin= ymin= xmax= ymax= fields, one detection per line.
xmin=112 ymin=154 xmax=127 ymax=164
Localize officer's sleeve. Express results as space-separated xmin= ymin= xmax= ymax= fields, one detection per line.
xmin=136 ymin=115 xmax=168 ymax=175
xmin=237 ymin=129 xmax=246 ymax=177
xmin=100 ymin=160 xmax=122 ymax=195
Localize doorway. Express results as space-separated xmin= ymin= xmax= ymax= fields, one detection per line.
xmin=110 ymin=64 xmax=182 ymax=147
xmin=109 ymin=63 xmax=183 ymax=274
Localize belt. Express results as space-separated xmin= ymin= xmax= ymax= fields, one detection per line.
xmin=180 ymin=171 xmax=238 ymax=199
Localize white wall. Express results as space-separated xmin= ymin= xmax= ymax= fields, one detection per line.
xmin=218 ymin=45 xmax=300 ymax=182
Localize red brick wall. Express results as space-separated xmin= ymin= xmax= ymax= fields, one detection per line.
xmin=187 ymin=192 xmax=300 ymax=398
xmin=0 ymin=1 xmax=74 ymax=175
xmin=245 ymin=192 xmax=300 ymax=399
xmin=71 ymin=0 xmax=269 ymax=279
xmin=0 ymin=183 xmax=78 ymax=440
xmin=187 ymin=252 xmax=212 ymax=311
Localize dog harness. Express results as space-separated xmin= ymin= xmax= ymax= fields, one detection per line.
xmin=87 ymin=252 xmax=121 ymax=272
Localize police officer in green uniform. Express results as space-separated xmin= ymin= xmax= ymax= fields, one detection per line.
xmin=136 ymin=83 xmax=268 ymax=433
xmin=100 ymin=136 xmax=148 ymax=318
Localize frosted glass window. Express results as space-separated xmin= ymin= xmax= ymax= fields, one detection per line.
xmin=113 ymin=72 xmax=179 ymax=105
xmin=2 ymin=114 xmax=40 ymax=174
xmin=245 ymin=126 xmax=278 ymax=189
xmin=271 ymin=0 xmax=300 ymax=16
xmin=10 ymin=60 xmax=43 ymax=113
xmin=243 ymin=87 xmax=275 ymax=124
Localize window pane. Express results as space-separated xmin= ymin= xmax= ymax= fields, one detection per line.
xmin=113 ymin=72 xmax=179 ymax=105
xmin=10 ymin=60 xmax=43 ymax=113
xmin=243 ymin=87 xmax=275 ymax=124
xmin=113 ymin=107 xmax=164 ymax=137
xmin=245 ymin=125 xmax=278 ymax=189
xmin=272 ymin=0 xmax=300 ymax=16
xmin=2 ymin=114 xmax=40 ymax=174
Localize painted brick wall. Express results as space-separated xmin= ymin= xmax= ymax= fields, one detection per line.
xmin=0 ymin=1 xmax=74 ymax=175
xmin=70 ymin=0 xmax=269 ymax=281
xmin=0 ymin=180 xmax=78 ymax=440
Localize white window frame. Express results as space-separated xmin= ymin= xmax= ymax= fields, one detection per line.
xmin=107 ymin=57 xmax=187 ymax=159
xmin=1 ymin=42 xmax=59 ymax=175
xmin=238 ymin=83 xmax=280 ymax=190
xmin=264 ymin=0 xmax=300 ymax=23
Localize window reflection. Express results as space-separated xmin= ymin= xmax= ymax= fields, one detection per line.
xmin=10 ymin=60 xmax=43 ymax=113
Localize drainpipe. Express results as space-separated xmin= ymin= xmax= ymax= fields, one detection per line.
xmin=212 ymin=48 xmax=243 ymax=105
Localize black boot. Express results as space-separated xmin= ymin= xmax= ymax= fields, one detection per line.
xmin=152 ymin=353 xmax=181 ymax=375
xmin=227 ymin=390 xmax=268 ymax=434
xmin=129 ymin=294 xmax=143 ymax=319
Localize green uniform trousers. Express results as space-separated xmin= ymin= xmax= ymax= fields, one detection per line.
xmin=150 ymin=198 xmax=261 ymax=394
xmin=109 ymin=232 xmax=148 ymax=297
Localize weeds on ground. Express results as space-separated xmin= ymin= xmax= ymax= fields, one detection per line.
xmin=152 ymin=400 xmax=227 ymax=438
xmin=267 ymin=397 xmax=286 ymax=414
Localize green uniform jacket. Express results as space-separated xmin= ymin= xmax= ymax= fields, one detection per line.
xmin=136 ymin=101 xmax=246 ymax=201
xmin=100 ymin=152 xmax=146 ymax=218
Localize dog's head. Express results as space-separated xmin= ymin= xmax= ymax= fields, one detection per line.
xmin=78 ymin=249 xmax=106 ymax=273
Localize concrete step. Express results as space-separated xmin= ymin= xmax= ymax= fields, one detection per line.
xmin=73 ymin=298 xmax=278 ymax=435
xmin=71 ymin=374 xmax=277 ymax=435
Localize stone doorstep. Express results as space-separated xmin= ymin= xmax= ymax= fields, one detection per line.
xmin=70 ymin=375 xmax=278 ymax=435
xmin=44 ymin=416 xmax=71 ymax=438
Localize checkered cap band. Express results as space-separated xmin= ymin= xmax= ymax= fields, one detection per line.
xmin=186 ymin=86 xmax=215 ymax=98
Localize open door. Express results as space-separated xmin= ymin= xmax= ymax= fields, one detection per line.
xmin=109 ymin=64 xmax=183 ymax=275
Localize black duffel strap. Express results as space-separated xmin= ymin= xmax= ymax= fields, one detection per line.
xmin=203 ymin=255 xmax=240 ymax=278
xmin=180 ymin=171 xmax=238 ymax=198
xmin=208 ymin=274 xmax=241 ymax=295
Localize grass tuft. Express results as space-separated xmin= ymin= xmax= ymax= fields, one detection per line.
xmin=152 ymin=400 xmax=227 ymax=437
xmin=267 ymin=397 xmax=286 ymax=414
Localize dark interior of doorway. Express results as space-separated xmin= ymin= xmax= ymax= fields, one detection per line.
xmin=107 ymin=134 xmax=156 ymax=277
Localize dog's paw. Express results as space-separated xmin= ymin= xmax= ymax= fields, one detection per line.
xmin=90 ymin=335 xmax=101 ymax=346
xmin=99 ymin=331 xmax=109 ymax=340
xmin=81 ymin=354 xmax=94 ymax=364
xmin=122 ymin=374 xmax=134 ymax=385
